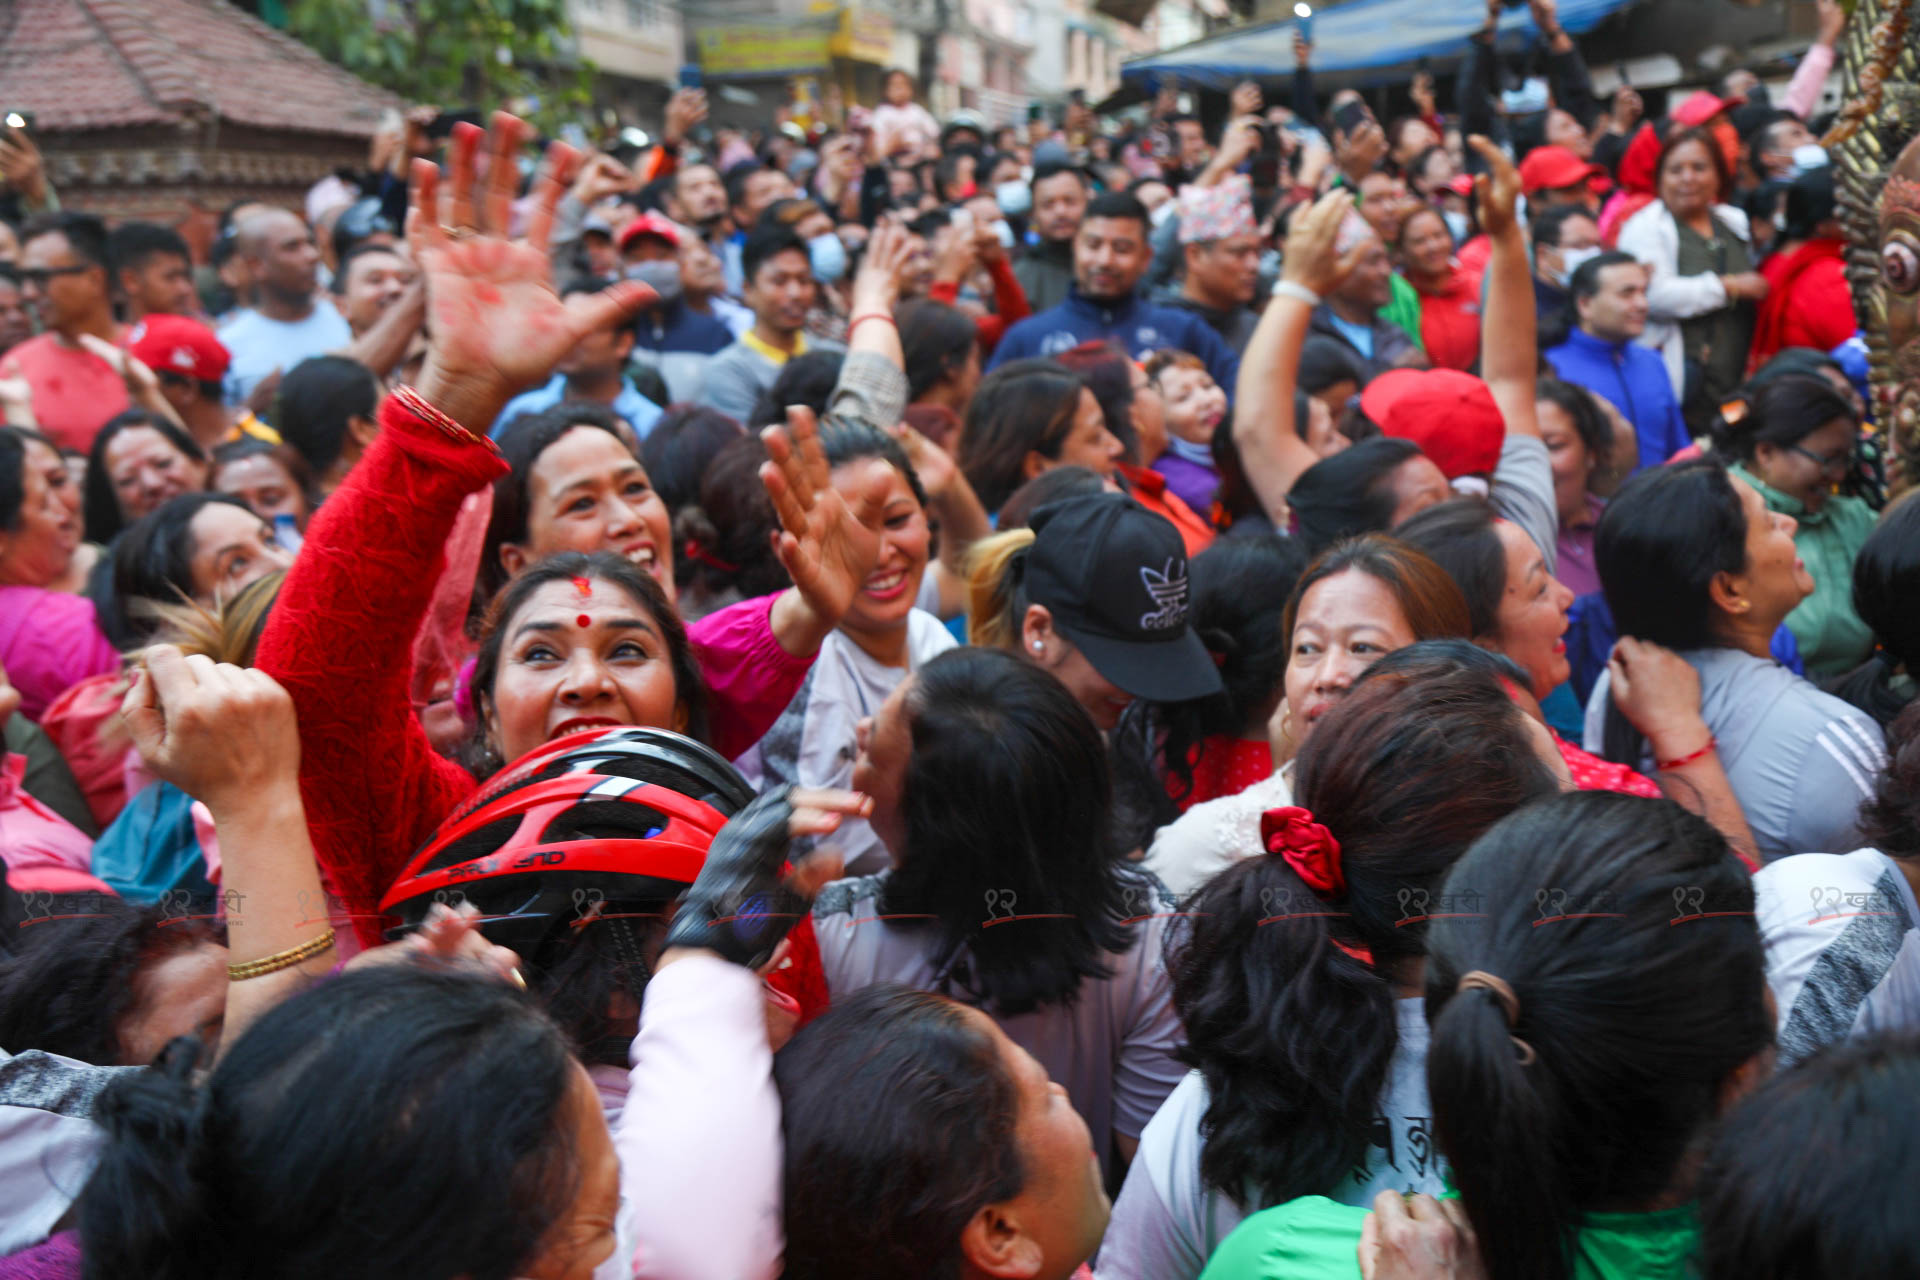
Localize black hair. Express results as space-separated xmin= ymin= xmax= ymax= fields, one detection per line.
xmin=817 ymin=418 xmax=928 ymax=510
xmin=1425 ymin=792 xmax=1770 ymax=1280
xmin=957 ymin=358 xmax=1091 ymax=512
xmin=1595 ymin=458 xmax=1746 ymax=653
xmin=83 ymin=409 xmax=209 ymax=543
xmin=896 ymin=297 xmax=979 ymax=403
xmin=20 ymin=210 xmax=109 ymax=270
xmin=1699 ymin=1031 xmax=1920 ymax=1280
xmin=742 ymin=222 xmax=809 ymax=286
xmin=1409 ymin=144 xmax=1454 ymax=192
xmin=1851 ymin=496 xmax=1920 ymax=676
xmin=106 ymin=221 xmax=191 ymax=280
xmin=470 ymin=549 xmax=706 ymax=771
xmin=1782 ymin=164 xmax=1837 ymax=241
xmin=108 ymin=492 xmax=259 ymax=643
xmin=1529 ymin=202 xmax=1596 ymax=253
xmin=1296 ymin=336 xmax=1365 ymax=397
xmin=1567 ymin=248 xmax=1641 ymax=305
xmin=1658 ymin=125 xmax=1735 ymax=206
xmin=877 ymin=647 xmax=1137 ymax=1015
xmin=1536 ymin=376 xmax=1615 ymax=472
xmin=674 ymin=434 xmax=791 ymax=606
xmin=749 ymin=350 xmax=843 ymax=431
xmin=1031 ymin=160 xmax=1089 ymax=191
xmin=776 ymin=985 xmax=1025 ymax=1280
xmin=723 ymin=160 xmax=767 ymax=209
xmin=272 ymin=355 xmax=380 ymax=478
xmin=330 ymin=241 xmax=409 ymax=296
xmin=1082 ymin=190 xmax=1151 ymax=235
xmin=1749 ymin=345 xmax=1849 ymax=391
xmin=0 ymin=429 xmax=24 ymax=531
xmin=209 ymin=435 xmax=319 ymax=514
xmin=1053 ymin=341 xmax=1142 ymax=461
xmin=1174 ymin=646 xmax=1558 ymax=1208
xmin=0 ymin=898 xmax=222 ymax=1066
xmin=639 ymin=404 xmax=746 ymax=514
xmin=480 ymin=401 xmax=644 ymax=603
xmin=78 ymin=967 xmax=583 ymax=1280
xmin=1711 ymin=372 xmax=1856 ymax=463
xmin=995 ymin=464 xmax=1108 ymax=532
xmin=1149 ymin=536 xmax=1306 ymax=806
xmin=1393 ymin=497 xmax=1509 ymax=639
xmin=1287 ymin=436 xmax=1424 ymax=553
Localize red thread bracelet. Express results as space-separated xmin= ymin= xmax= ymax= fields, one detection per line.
xmin=1655 ymin=737 xmax=1716 ymax=771
xmin=847 ymin=312 xmax=896 ymax=337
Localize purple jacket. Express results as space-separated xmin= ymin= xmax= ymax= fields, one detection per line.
xmin=1149 ymin=450 xmax=1222 ymax=515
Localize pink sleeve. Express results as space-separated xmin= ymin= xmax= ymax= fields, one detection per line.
xmin=613 ymin=953 xmax=783 ymax=1280
xmin=688 ymin=593 xmax=813 ymax=762
xmin=1782 ymin=42 xmax=1834 ymax=121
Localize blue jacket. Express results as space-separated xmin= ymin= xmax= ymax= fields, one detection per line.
xmin=987 ymin=289 xmax=1241 ymax=398
xmin=1545 ymin=328 xmax=1691 ymax=469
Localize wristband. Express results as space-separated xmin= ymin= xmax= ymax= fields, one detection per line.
xmin=1273 ymin=280 xmax=1322 ymax=307
xmin=848 ymin=312 xmax=897 ymax=337
xmin=1655 ymin=737 xmax=1716 ymax=771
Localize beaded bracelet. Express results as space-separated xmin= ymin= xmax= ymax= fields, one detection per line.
xmin=1655 ymin=737 xmax=1717 ymax=772
xmin=228 ymin=928 xmax=337 ymax=982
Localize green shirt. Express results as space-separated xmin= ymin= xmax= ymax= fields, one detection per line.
xmin=1728 ymin=462 xmax=1877 ymax=679
xmin=1199 ymin=1196 xmax=1702 ymax=1280
xmin=1383 ymin=273 xmax=1427 ymax=353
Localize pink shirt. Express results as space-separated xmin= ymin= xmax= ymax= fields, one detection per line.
xmin=0 ymin=587 xmax=120 ymax=723
xmin=0 ymin=754 xmax=96 ymax=884
xmin=2 ymin=334 xmax=130 ymax=454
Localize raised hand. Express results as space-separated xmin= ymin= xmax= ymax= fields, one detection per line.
xmin=760 ymin=404 xmax=887 ymax=629
xmin=851 ymin=215 xmax=916 ymax=316
xmin=1467 ymin=135 xmax=1524 ymax=238
xmin=1231 ymin=80 xmax=1265 ymax=119
xmin=408 ymin=112 xmax=655 ymax=431
xmin=663 ymin=88 xmax=709 ymax=147
xmin=121 ymin=645 xmax=301 ymax=818
xmin=1281 ymin=188 xmax=1372 ymax=298
xmin=1359 ymin=1191 xmax=1487 ymax=1280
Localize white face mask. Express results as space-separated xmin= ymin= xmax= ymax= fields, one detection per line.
xmin=1442 ymin=209 xmax=1470 ymax=243
xmin=1789 ymin=143 xmax=1830 ymax=176
xmin=1554 ymin=245 xmax=1602 ymax=287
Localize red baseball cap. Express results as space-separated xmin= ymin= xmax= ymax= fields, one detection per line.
xmin=1361 ymin=368 xmax=1506 ymax=479
xmin=1671 ymin=90 xmax=1745 ymax=130
xmin=1517 ymin=145 xmax=1605 ymax=195
xmin=126 ymin=313 xmax=230 ymax=383
xmin=617 ymin=213 xmax=681 ymax=252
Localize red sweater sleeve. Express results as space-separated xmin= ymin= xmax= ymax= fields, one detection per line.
xmin=929 ymin=257 xmax=1031 ymax=356
xmin=254 ymin=392 xmax=507 ymax=947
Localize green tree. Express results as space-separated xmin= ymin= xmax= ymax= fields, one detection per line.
xmin=287 ymin=0 xmax=593 ymax=120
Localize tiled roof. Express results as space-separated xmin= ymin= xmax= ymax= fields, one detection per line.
xmin=0 ymin=0 xmax=407 ymax=137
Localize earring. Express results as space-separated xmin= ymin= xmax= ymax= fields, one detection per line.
xmin=1031 ymin=641 xmax=1044 ymax=654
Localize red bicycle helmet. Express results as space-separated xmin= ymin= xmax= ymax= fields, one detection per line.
xmin=381 ymin=726 xmax=756 ymax=958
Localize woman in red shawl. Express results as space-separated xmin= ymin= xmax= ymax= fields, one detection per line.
xmin=1598 ymin=122 xmax=1661 ymax=248
xmin=1750 ymin=164 xmax=1856 ymax=372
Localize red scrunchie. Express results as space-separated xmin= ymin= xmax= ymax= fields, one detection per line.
xmin=1261 ymin=805 xmax=1346 ymax=898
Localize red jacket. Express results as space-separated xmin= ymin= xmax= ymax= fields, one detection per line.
xmin=928 ymin=254 xmax=1032 ymax=355
xmin=1413 ymin=264 xmax=1484 ymax=372
xmin=254 ymin=392 xmax=829 ymax=1016
xmin=1750 ymin=237 xmax=1855 ymax=372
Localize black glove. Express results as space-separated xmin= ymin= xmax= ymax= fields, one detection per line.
xmin=663 ymin=787 xmax=808 ymax=970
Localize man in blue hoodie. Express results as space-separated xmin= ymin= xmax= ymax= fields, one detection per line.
xmin=987 ymin=191 xmax=1240 ymax=397
xmin=1544 ymin=250 xmax=1692 ymax=469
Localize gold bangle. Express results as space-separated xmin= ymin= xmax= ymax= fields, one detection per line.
xmin=227 ymin=928 xmax=337 ymax=982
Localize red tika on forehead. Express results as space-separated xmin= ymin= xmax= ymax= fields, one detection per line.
xmin=577 ymin=615 xmax=592 ymax=628
xmin=571 ymin=576 xmax=592 ymax=597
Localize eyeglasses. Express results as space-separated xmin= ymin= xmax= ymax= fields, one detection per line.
xmin=17 ymin=264 xmax=93 ymax=288
xmin=1788 ymin=443 xmax=1858 ymax=475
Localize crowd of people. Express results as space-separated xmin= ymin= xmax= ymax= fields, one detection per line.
xmin=2 ymin=0 xmax=1920 ymax=1274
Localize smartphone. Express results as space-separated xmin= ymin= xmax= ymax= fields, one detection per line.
xmin=678 ymin=65 xmax=703 ymax=90
xmin=2 ymin=110 xmax=33 ymax=132
xmin=1335 ymin=209 xmax=1372 ymax=255
xmin=1333 ymin=100 xmax=1369 ymax=137
xmin=1615 ymin=62 xmax=1632 ymax=89
xmin=1292 ymin=3 xmax=1313 ymax=45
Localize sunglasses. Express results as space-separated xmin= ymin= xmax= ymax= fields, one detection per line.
xmin=16 ymin=264 xmax=94 ymax=287
xmin=1787 ymin=442 xmax=1858 ymax=476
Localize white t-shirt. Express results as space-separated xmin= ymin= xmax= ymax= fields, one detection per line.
xmin=218 ymin=299 xmax=353 ymax=406
xmin=1756 ymin=847 xmax=1920 ymax=1068
xmin=1144 ymin=768 xmax=1293 ymax=901
xmin=1095 ymin=998 xmax=1443 ymax=1280
xmin=738 ymin=609 xmax=955 ymax=876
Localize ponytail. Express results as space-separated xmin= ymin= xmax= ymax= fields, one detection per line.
xmin=1424 ymin=793 xmax=1771 ymax=1280
xmin=1171 ymin=644 xmax=1559 ymax=1208
xmin=964 ymin=528 xmax=1036 ymax=651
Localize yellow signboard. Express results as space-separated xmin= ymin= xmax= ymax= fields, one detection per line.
xmin=829 ymin=7 xmax=893 ymax=64
xmin=693 ymin=19 xmax=834 ymax=76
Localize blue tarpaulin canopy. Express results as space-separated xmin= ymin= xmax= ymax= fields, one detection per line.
xmin=1121 ymin=0 xmax=1643 ymax=89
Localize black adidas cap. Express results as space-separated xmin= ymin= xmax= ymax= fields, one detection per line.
xmin=1026 ymin=494 xmax=1223 ymax=704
